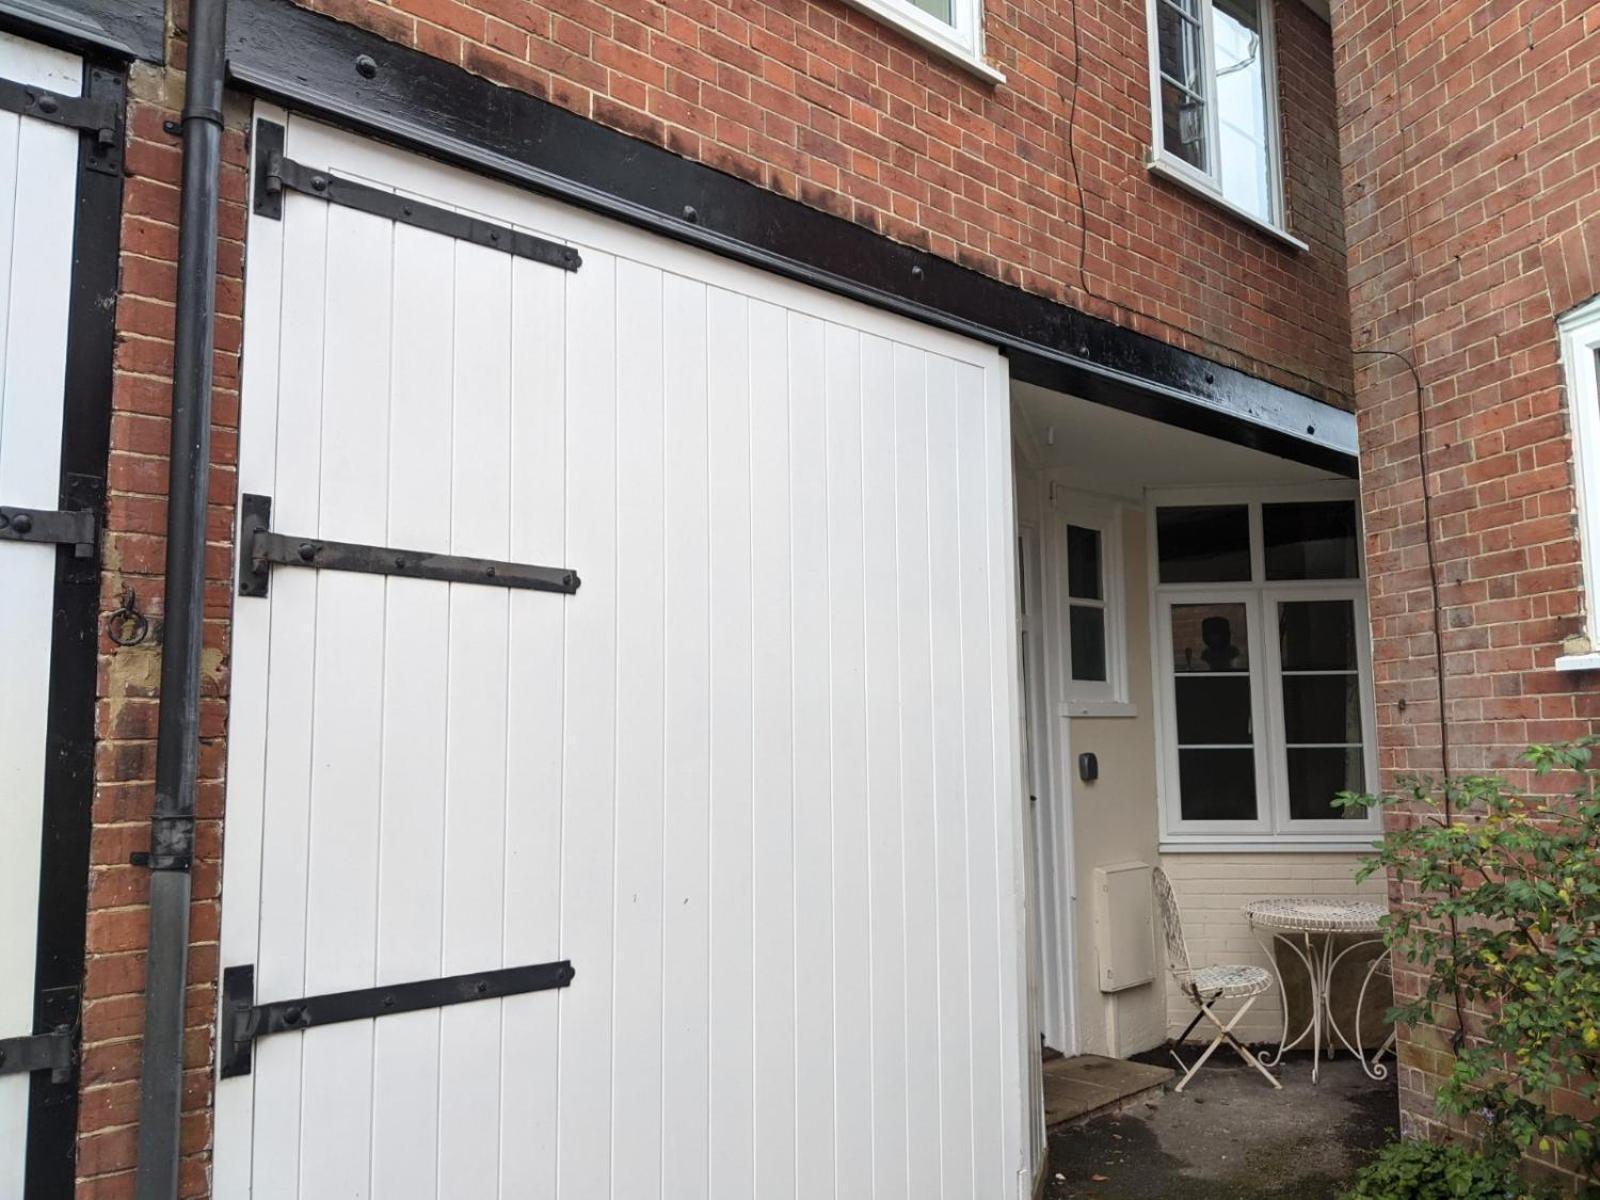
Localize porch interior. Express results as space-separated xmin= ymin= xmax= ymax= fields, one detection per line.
xmin=1011 ymin=382 xmax=1390 ymax=1100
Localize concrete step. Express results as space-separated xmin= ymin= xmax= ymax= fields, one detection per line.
xmin=1042 ymin=1054 xmax=1174 ymax=1128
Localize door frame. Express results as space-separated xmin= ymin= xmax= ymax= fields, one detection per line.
xmin=0 ymin=36 xmax=125 ymax=1195
xmin=1017 ymin=516 xmax=1078 ymax=1056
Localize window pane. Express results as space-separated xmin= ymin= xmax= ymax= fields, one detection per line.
xmin=1286 ymin=748 xmax=1366 ymax=820
xmin=1171 ymin=602 xmax=1249 ymax=673
xmin=1175 ymin=676 xmax=1252 ymax=743
xmin=1178 ymin=749 xmax=1257 ymax=820
xmin=1157 ymin=505 xmax=1251 ymax=583
xmin=1282 ymin=675 xmax=1362 ymax=744
xmin=1264 ymin=501 xmax=1360 ymax=580
xmin=1066 ymin=524 xmax=1103 ymax=600
xmin=1157 ymin=0 xmax=1207 ymax=170
xmin=1279 ymin=600 xmax=1358 ymax=671
xmin=1069 ymin=606 xmax=1107 ymax=682
xmin=1212 ymin=0 xmax=1272 ymax=220
xmin=908 ymin=0 xmax=954 ymax=24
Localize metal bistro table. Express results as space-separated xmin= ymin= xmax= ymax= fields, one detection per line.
xmin=1244 ymin=897 xmax=1390 ymax=1083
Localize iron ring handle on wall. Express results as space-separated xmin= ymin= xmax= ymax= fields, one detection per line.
xmin=106 ymin=588 xmax=150 ymax=646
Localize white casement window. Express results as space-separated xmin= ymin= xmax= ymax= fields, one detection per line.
xmin=1559 ymin=297 xmax=1600 ymax=670
xmin=1150 ymin=486 xmax=1380 ymax=848
xmin=1055 ymin=498 xmax=1132 ymax=717
xmin=1145 ymin=0 xmax=1300 ymax=246
xmin=836 ymin=0 xmax=1001 ymax=82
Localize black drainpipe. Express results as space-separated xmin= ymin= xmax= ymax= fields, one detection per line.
xmin=134 ymin=0 xmax=228 ymax=1195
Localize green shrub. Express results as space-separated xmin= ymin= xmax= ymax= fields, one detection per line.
xmin=1342 ymin=1140 xmax=1537 ymax=1200
xmin=1339 ymin=739 xmax=1600 ymax=1182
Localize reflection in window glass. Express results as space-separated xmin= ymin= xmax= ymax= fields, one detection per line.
xmin=1157 ymin=505 xmax=1251 ymax=583
xmin=1212 ymin=0 xmax=1271 ymax=220
xmin=1070 ymin=606 xmax=1107 ymax=682
xmin=1157 ymin=0 xmax=1207 ymax=170
xmin=1171 ymin=602 xmax=1256 ymax=821
xmin=909 ymin=0 xmax=954 ymax=21
xmin=1067 ymin=525 xmax=1103 ymax=600
xmin=1278 ymin=599 xmax=1366 ymax=821
xmin=1264 ymin=500 xmax=1360 ymax=580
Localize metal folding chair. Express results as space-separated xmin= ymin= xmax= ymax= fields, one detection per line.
xmin=1153 ymin=868 xmax=1282 ymax=1093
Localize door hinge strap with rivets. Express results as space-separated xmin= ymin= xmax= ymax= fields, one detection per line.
xmin=0 ymin=77 xmax=117 ymax=145
xmin=219 ymin=960 xmax=575 ymax=1078
xmin=0 ymin=1028 xmax=74 ymax=1084
xmin=0 ymin=505 xmax=96 ymax=557
xmin=251 ymin=120 xmax=581 ymax=271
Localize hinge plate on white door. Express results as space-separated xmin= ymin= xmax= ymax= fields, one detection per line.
xmin=251 ymin=119 xmax=582 ymax=271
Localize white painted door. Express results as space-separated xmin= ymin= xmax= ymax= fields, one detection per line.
xmin=219 ymin=108 xmax=1033 ymax=1199
xmin=0 ymin=32 xmax=84 ymax=1200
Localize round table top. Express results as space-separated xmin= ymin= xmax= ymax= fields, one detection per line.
xmin=1244 ymin=896 xmax=1385 ymax=934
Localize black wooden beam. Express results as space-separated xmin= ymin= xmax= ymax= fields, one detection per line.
xmin=0 ymin=0 xmax=164 ymax=63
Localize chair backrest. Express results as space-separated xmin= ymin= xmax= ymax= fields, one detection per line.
xmin=1151 ymin=867 xmax=1192 ymax=983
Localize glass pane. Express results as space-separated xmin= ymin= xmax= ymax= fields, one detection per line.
xmin=1286 ymin=747 xmax=1366 ymax=820
xmin=1264 ymin=501 xmax=1360 ymax=580
xmin=1157 ymin=505 xmax=1251 ymax=583
xmin=908 ymin=0 xmax=953 ymax=24
xmin=1067 ymin=525 xmax=1102 ymax=600
xmin=1178 ymin=749 xmax=1257 ymax=821
xmin=1282 ymin=675 xmax=1362 ymax=744
xmin=1157 ymin=1 xmax=1207 ymax=170
xmin=1279 ymin=600 xmax=1358 ymax=671
xmin=1175 ymin=676 xmax=1252 ymax=744
xmin=1070 ymin=606 xmax=1107 ymax=682
xmin=1171 ymin=602 xmax=1249 ymax=673
xmin=1212 ymin=0 xmax=1272 ymax=220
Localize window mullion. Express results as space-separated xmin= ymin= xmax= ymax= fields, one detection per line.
xmin=1256 ymin=587 xmax=1288 ymax=836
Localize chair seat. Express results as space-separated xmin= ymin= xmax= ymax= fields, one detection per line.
xmin=1186 ymin=964 xmax=1273 ymax=999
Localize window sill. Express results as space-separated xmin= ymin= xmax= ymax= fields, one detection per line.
xmin=1059 ymin=700 xmax=1137 ymax=719
xmin=1146 ymin=153 xmax=1309 ymax=253
xmin=1159 ymin=837 xmax=1381 ymax=855
xmin=1555 ymin=652 xmax=1600 ymax=672
xmin=832 ymin=0 xmax=1005 ymax=84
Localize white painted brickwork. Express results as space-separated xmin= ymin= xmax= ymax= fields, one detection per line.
xmin=1159 ymin=853 xmax=1385 ymax=1044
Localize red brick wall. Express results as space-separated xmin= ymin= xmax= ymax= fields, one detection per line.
xmin=75 ymin=49 xmax=251 ymax=1196
xmin=302 ymin=0 xmax=1355 ymax=407
xmin=1330 ymin=0 xmax=1600 ymax=1162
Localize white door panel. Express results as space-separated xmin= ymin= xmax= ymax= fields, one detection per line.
xmin=218 ymin=107 xmax=1031 ymax=1198
xmin=0 ymin=31 xmax=82 ymax=1200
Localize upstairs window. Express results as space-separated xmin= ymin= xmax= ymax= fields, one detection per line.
xmin=1146 ymin=0 xmax=1288 ymax=235
xmin=1152 ymin=490 xmax=1379 ymax=846
xmin=835 ymin=0 xmax=999 ymax=81
xmin=1559 ymin=297 xmax=1600 ymax=665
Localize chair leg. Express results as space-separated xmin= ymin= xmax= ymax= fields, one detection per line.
xmin=1175 ymin=995 xmax=1280 ymax=1093
xmin=1199 ymin=998 xmax=1282 ymax=1090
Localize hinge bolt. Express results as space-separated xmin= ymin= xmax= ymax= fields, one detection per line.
xmin=12 ymin=513 xmax=32 ymax=535
xmin=297 ymin=542 xmax=316 ymax=561
xmin=310 ymin=175 xmax=328 ymax=192
xmin=37 ymin=95 xmax=58 ymax=115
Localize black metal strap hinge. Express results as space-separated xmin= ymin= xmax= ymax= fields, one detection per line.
xmin=238 ymin=493 xmax=580 ymax=599
xmin=0 ymin=504 xmax=96 ymax=558
xmin=0 ymin=71 xmax=123 ymax=174
xmin=219 ymin=960 xmax=575 ymax=1078
xmin=251 ymin=120 xmax=581 ymax=271
xmin=0 ymin=1027 xmax=74 ymax=1084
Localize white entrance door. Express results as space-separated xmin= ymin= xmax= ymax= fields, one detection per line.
xmin=0 ymin=31 xmax=85 ymax=1200
xmin=218 ymin=109 xmax=1034 ymax=1198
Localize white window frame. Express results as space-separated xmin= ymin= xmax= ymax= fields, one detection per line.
xmin=1051 ymin=493 xmax=1134 ymax=718
xmin=836 ymin=0 xmax=1003 ymax=84
xmin=1558 ymin=297 xmax=1600 ymax=671
xmin=1148 ymin=483 xmax=1382 ymax=850
xmin=1143 ymin=0 xmax=1305 ymax=250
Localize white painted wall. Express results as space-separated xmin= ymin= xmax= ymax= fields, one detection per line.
xmin=0 ymin=32 xmax=82 ymax=1199
xmin=218 ymin=109 xmax=1036 ymax=1199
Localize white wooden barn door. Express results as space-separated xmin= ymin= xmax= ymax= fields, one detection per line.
xmin=0 ymin=32 xmax=91 ymax=1199
xmin=218 ymin=108 xmax=1033 ymax=1199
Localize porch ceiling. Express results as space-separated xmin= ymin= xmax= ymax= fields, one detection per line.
xmin=1012 ymin=382 xmax=1347 ymax=499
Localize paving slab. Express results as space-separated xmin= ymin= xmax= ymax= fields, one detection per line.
xmin=1044 ymin=1055 xmax=1175 ymax=1128
xmin=1045 ymin=1054 xmax=1397 ymax=1200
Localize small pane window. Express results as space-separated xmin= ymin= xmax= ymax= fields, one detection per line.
xmin=1066 ymin=522 xmax=1111 ymax=685
xmin=1278 ymin=599 xmax=1366 ymax=822
xmin=1147 ymin=0 xmax=1284 ymax=226
xmin=1157 ymin=505 xmax=1250 ymax=583
xmin=1263 ymin=501 xmax=1360 ymax=580
xmin=1060 ymin=505 xmax=1128 ymax=710
xmin=1070 ymin=607 xmax=1107 ymax=682
xmin=1170 ymin=602 xmax=1257 ymax=823
xmin=1067 ymin=525 xmax=1103 ymax=600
